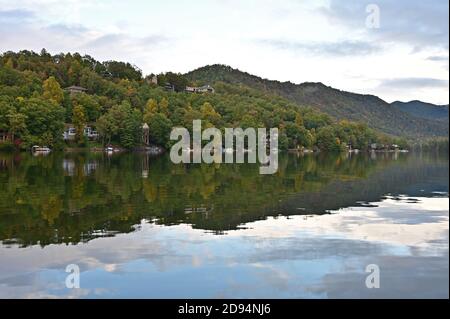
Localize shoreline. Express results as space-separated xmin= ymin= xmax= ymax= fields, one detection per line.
xmin=64 ymin=144 xmax=166 ymax=155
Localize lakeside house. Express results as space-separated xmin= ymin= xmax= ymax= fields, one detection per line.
xmin=0 ymin=130 xmax=8 ymax=143
xmin=64 ymin=85 xmax=88 ymax=95
xmin=163 ymin=83 xmax=215 ymax=94
xmin=146 ymin=75 xmax=158 ymax=85
xmin=63 ymin=125 xmax=76 ymax=140
xmin=84 ymin=126 xmax=99 ymax=139
xmin=185 ymin=85 xmax=215 ymax=94
xmin=164 ymin=83 xmax=175 ymax=92
xmin=370 ymin=143 xmax=402 ymax=151
xmin=63 ymin=124 xmax=99 ymax=140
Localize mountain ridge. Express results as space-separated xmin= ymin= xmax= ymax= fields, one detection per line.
xmin=391 ymin=100 xmax=449 ymax=122
xmin=185 ymin=64 xmax=449 ymax=138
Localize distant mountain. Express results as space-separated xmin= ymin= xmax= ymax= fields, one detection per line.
xmin=391 ymin=100 xmax=449 ymax=122
xmin=186 ymin=65 xmax=449 ymax=138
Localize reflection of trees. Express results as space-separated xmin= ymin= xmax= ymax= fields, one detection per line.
xmin=0 ymin=151 xmax=447 ymax=247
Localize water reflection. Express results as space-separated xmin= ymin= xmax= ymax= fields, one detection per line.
xmin=0 ymin=151 xmax=448 ymax=298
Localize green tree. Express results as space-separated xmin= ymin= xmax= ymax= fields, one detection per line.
xmin=158 ymin=72 xmax=189 ymax=92
xmin=19 ymin=97 xmax=65 ymax=148
xmin=7 ymin=111 xmax=27 ymax=142
xmin=0 ymin=97 xmax=15 ymax=132
xmin=72 ymin=105 xmax=87 ymax=144
xmin=316 ymin=126 xmax=343 ymax=152
xmin=96 ymin=101 xmax=143 ymax=148
xmin=71 ymin=93 xmax=102 ymax=122
xmin=5 ymin=57 xmax=14 ymax=68
xmin=148 ymin=113 xmax=172 ymax=148
xmin=298 ymin=126 xmax=314 ymax=148
xmin=121 ymin=108 xmax=142 ymax=149
xmin=96 ymin=112 xmax=117 ymax=146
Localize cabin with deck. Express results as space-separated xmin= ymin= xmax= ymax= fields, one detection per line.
xmin=65 ymin=85 xmax=88 ymax=95
xmin=164 ymin=83 xmax=175 ymax=92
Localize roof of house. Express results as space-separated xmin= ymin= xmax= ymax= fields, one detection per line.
xmin=186 ymin=85 xmax=215 ymax=91
xmin=65 ymin=85 xmax=87 ymax=91
xmin=198 ymin=85 xmax=214 ymax=90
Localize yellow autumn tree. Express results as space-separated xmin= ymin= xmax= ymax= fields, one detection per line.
xmin=159 ymin=98 xmax=169 ymax=116
xmin=42 ymin=76 xmax=64 ymax=104
xmin=72 ymin=105 xmax=87 ymax=144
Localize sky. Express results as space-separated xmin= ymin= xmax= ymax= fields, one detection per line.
xmin=0 ymin=0 xmax=448 ymax=104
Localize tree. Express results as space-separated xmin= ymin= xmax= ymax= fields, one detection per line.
xmin=159 ymin=98 xmax=169 ymax=116
xmin=0 ymin=97 xmax=15 ymax=131
xmin=71 ymin=93 xmax=102 ymax=122
xmin=316 ymin=126 xmax=344 ymax=152
xmin=295 ymin=113 xmax=303 ymax=127
xmin=298 ymin=126 xmax=314 ymax=148
xmin=68 ymin=60 xmax=82 ymax=85
xmin=121 ymin=108 xmax=142 ymax=149
xmin=42 ymin=76 xmax=64 ymax=104
xmin=5 ymin=57 xmax=14 ymax=68
xmin=72 ymin=105 xmax=87 ymax=144
xmin=183 ymin=103 xmax=200 ymax=129
xmin=19 ymin=97 xmax=65 ymax=148
xmin=200 ymin=102 xmax=221 ymax=127
xmin=143 ymin=98 xmax=158 ymax=123
xmin=103 ymin=61 xmax=142 ymax=80
xmin=285 ymin=122 xmax=300 ymax=148
xmin=303 ymin=111 xmax=332 ymax=130
xmin=96 ymin=113 xmax=117 ymax=146
xmin=147 ymin=113 xmax=172 ymax=148
xmin=157 ymin=72 xmax=188 ymax=92
xmin=7 ymin=111 xmax=27 ymax=142
xmin=278 ymin=130 xmax=289 ymax=150
xmin=96 ymin=101 xmax=142 ymax=148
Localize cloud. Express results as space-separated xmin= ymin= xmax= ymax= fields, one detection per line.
xmin=0 ymin=8 xmax=169 ymax=70
xmin=378 ymin=77 xmax=449 ymax=89
xmin=319 ymin=0 xmax=449 ymax=51
xmin=45 ymin=23 xmax=90 ymax=37
xmin=427 ymin=55 xmax=449 ymax=62
xmin=0 ymin=8 xmax=89 ymax=48
xmin=0 ymin=8 xmax=35 ymax=22
xmin=83 ymin=34 xmax=167 ymax=51
xmin=256 ymin=39 xmax=382 ymax=57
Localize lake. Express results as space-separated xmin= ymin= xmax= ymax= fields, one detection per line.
xmin=0 ymin=151 xmax=448 ymax=298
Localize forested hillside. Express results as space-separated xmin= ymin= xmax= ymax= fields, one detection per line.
xmin=391 ymin=100 xmax=449 ymax=122
xmin=186 ymin=65 xmax=449 ymax=138
xmin=0 ymin=50 xmax=418 ymax=151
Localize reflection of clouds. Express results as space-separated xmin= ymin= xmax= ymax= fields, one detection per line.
xmin=0 ymin=197 xmax=447 ymax=298
xmin=0 ymin=274 xmax=92 ymax=299
xmin=226 ymin=196 xmax=449 ymax=253
xmin=307 ymin=254 xmax=449 ymax=299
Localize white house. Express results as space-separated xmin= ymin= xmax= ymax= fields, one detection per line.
xmin=185 ymin=85 xmax=215 ymax=94
xmin=63 ymin=125 xmax=98 ymax=140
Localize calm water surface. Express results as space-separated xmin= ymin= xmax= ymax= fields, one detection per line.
xmin=0 ymin=151 xmax=448 ymax=298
